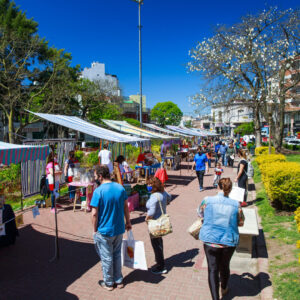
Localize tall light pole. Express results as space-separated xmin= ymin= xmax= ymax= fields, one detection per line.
xmin=132 ymin=0 xmax=143 ymax=126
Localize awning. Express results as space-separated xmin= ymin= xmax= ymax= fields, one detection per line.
xmin=28 ymin=112 xmax=149 ymax=144
xmin=0 ymin=142 xmax=49 ymax=165
xmin=166 ymin=125 xmax=204 ymax=137
xmin=143 ymin=123 xmax=189 ymax=137
xmin=103 ymin=120 xmax=175 ymax=139
xmin=186 ymin=127 xmax=218 ymax=136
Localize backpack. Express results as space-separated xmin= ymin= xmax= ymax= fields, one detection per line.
xmin=247 ymin=160 xmax=254 ymax=178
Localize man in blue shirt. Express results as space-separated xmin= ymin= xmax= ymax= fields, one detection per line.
xmin=91 ymin=165 xmax=131 ymax=291
xmin=192 ymin=146 xmax=209 ymax=192
xmin=219 ymin=142 xmax=228 ymax=167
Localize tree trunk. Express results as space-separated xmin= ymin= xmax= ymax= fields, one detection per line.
xmin=274 ymin=96 xmax=285 ymax=153
xmin=8 ymin=110 xmax=15 ymax=144
xmin=254 ymin=105 xmax=262 ymax=147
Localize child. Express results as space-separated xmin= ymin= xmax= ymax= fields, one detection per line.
xmin=213 ymin=162 xmax=223 ymax=187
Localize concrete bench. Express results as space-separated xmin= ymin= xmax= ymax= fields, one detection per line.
xmin=237 ymin=208 xmax=259 ymax=254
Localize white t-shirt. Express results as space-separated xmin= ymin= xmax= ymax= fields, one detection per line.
xmin=98 ymin=149 xmax=113 ymax=173
xmin=98 ymin=149 xmax=111 ymax=164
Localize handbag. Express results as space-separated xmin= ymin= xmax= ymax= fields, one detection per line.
xmin=147 ymin=194 xmax=172 ymax=238
xmin=187 ymin=218 xmax=203 ymax=240
xmin=230 ymin=155 xmax=234 ymax=160
xmin=229 ymin=184 xmax=245 ymax=202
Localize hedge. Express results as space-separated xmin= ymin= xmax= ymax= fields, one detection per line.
xmin=295 ymin=207 xmax=300 ymax=263
xmin=255 ymin=154 xmax=286 ymax=167
xmin=255 ymin=146 xmax=275 ymax=156
xmin=259 ymin=161 xmax=300 ymax=210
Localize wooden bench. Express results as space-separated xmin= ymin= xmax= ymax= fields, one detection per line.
xmin=237 ymin=208 xmax=259 ymax=254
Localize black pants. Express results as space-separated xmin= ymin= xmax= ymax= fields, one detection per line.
xmin=204 ymin=244 xmax=236 ymax=300
xmin=238 ymin=176 xmax=248 ymax=202
xmin=196 ymin=170 xmax=205 ymax=189
xmin=214 ymin=153 xmax=221 ymax=167
xmin=227 ymin=156 xmax=233 ymax=167
xmin=150 ymin=236 xmax=165 ymax=269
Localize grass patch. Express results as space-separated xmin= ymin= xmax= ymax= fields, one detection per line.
xmin=286 ymin=155 xmax=300 ymax=164
xmin=253 ymin=160 xmax=300 ymax=299
xmin=6 ymin=185 xmax=69 ymax=211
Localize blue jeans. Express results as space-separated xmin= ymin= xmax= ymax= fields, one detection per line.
xmin=93 ymin=232 xmax=123 ymax=286
xmin=221 ymin=153 xmax=227 ymax=167
xmin=208 ymin=158 xmax=211 ymax=168
xmin=69 ymin=185 xmax=75 ymax=200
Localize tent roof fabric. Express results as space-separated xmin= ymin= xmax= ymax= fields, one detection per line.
xmin=166 ymin=125 xmax=203 ymax=137
xmin=103 ymin=120 xmax=175 ymax=139
xmin=143 ymin=123 xmax=189 ymax=137
xmin=0 ymin=142 xmax=49 ymax=165
xmin=29 ymin=112 xmax=149 ymax=143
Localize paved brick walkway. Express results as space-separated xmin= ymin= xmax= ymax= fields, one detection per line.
xmin=0 ymin=161 xmax=271 ymax=300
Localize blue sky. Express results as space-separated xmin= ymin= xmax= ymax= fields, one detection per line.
xmin=15 ymin=0 xmax=299 ymax=115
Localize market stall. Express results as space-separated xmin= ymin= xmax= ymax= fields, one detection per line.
xmin=0 ymin=142 xmax=50 ymax=247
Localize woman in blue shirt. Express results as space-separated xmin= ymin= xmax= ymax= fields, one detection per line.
xmin=198 ymin=178 xmax=244 ymax=300
xmin=192 ymin=146 xmax=209 ymax=192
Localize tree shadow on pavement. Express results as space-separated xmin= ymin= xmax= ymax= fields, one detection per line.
xmin=223 ymin=272 xmax=272 ymax=300
xmin=166 ymin=175 xmax=195 ymax=186
xmin=123 ymin=248 xmax=199 ymax=286
xmin=0 ymin=224 xmax=98 ymax=300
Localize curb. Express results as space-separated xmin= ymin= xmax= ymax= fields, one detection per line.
xmin=249 ymin=178 xmax=274 ymax=300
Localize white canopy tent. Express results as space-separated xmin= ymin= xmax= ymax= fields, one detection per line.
xmin=103 ymin=120 xmax=175 ymax=140
xmin=28 ymin=112 xmax=149 ymax=144
xmin=143 ymin=123 xmax=189 ymax=137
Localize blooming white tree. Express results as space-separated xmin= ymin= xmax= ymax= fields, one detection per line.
xmin=188 ymin=7 xmax=300 ymax=150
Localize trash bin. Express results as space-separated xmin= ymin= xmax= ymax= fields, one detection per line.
xmin=250 ymin=146 xmax=256 ymax=155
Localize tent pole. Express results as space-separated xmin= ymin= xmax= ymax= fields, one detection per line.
xmin=50 ymin=145 xmax=59 ymax=262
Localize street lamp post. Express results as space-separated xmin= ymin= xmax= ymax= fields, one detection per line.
xmin=132 ymin=0 xmax=144 ymax=126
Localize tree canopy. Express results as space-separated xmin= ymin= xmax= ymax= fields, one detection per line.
xmin=188 ymin=7 xmax=300 ymax=151
xmin=234 ymin=122 xmax=254 ymax=136
xmin=151 ymin=101 xmax=183 ymax=127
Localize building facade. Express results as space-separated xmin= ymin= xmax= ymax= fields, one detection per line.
xmin=81 ymin=61 xmax=121 ymax=97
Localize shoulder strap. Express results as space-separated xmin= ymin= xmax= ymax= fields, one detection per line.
xmin=155 ymin=193 xmax=164 ymax=214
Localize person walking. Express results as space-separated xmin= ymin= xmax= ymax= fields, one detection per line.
xmin=46 ymin=152 xmax=62 ymax=213
xmin=235 ymin=149 xmax=248 ymax=207
xmin=192 ymin=146 xmax=209 ymax=192
xmin=213 ymin=162 xmax=223 ymax=187
xmin=98 ymin=144 xmax=113 ymax=174
xmin=234 ymin=139 xmax=240 ymax=154
xmin=198 ymin=178 xmax=245 ymax=300
xmin=91 ymin=165 xmax=132 ymax=291
xmin=214 ymin=141 xmax=222 ymax=167
xmin=64 ymin=151 xmax=78 ymax=202
xmin=219 ymin=142 xmax=228 ymax=167
xmin=146 ymin=177 xmax=171 ymax=275
xmin=226 ymin=143 xmax=235 ymax=167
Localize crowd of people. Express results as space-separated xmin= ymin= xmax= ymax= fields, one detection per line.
xmin=89 ymin=138 xmax=250 ymax=300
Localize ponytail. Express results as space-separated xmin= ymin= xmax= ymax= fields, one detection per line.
xmin=218 ymin=178 xmax=232 ymax=197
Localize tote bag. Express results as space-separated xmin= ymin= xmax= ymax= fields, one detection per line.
xmin=229 ymin=185 xmax=245 ymax=202
xmin=122 ymin=230 xmax=148 ymax=271
xmin=147 ymin=195 xmax=172 ymax=238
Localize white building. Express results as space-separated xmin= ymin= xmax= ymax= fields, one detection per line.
xmin=81 ymin=61 xmax=121 ymax=97
xmin=211 ymin=101 xmax=254 ymax=136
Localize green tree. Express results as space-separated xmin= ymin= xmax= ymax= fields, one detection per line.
xmin=0 ymin=0 xmax=78 ymax=142
xmin=234 ymin=122 xmax=254 ymax=136
xmin=184 ymin=120 xmax=192 ymax=128
xmin=151 ymin=101 xmax=183 ymax=126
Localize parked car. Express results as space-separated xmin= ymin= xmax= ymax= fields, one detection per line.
xmin=287 ymin=139 xmax=300 ymax=146
xmin=284 ymin=136 xmax=296 ymax=142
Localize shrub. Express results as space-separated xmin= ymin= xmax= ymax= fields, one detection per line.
xmin=255 ymin=154 xmax=286 ymax=167
xmin=74 ymin=150 xmax=84 ymax=163
xmin=283 ymin=143 xmax=300 ymax=151
xmin=152 ymin=145 xmax=161 ymax=155
xmin=295 ymin=207 xmax=300 ymax=263
xmin=0 ymin=164 xmax=21 ymax=183
xmin=247 ymin=142 xmax=255 ymax=150
xmin=255 ymin=146 xmax=275 ymax=155
xmin=125 ymin=144 xmax=140 ymax=162
xmin=87 ymin=152 xmax=99 ymax=166
xmin=260 ymin=162 xmax=300 ymax=210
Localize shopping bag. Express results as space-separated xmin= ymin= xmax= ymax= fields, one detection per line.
xmin=122 ymin=230 xmax=147 ymax=270
xmin=229 ymin=185 xmax=245 ymax=202
xmin=187 ymin=218 xmax=203 ymax=240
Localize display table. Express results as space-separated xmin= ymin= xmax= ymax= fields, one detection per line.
xmin=127 ymin=193 xmax=139 ymax=212
xmin=68 ymin=182 xmax=95 ymax=212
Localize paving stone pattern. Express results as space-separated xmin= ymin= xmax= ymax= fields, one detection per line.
xmin=0 ymin=161 xmax=270 ymax=300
